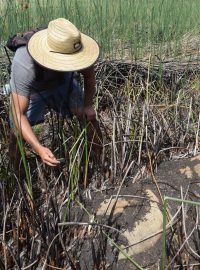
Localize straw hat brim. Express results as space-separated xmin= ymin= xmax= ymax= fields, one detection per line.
xmin=27 ymin=29 xmax=99 ymax=72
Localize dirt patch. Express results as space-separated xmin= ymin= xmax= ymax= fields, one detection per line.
xmin=77 ymin=154 xmax=200 ymax=269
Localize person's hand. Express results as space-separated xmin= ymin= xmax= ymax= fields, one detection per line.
xmin=83 ymin=105 xmax=96 ymax=121
xmin=37 ymin=146 xmax=60 ymax=167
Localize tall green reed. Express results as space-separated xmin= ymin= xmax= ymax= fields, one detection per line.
xmin=1 ymin=0 xmax=200 ymax=59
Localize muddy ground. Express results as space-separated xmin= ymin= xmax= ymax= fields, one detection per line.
xmin=81 ymin=154 xmax=200 ymax=269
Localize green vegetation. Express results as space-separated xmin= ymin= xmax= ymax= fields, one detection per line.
xmin=0 ymin=0 xmax=200 ymax=269
xmin=1 ymin=0 xmax=200 ymax=58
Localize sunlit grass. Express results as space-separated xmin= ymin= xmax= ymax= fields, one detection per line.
xmin=1 ymin=0 xmax=200 ymax=268
xmin=0 ymin=0 xmax=200 ymax=59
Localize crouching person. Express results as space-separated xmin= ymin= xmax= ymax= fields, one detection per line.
xmin=9 ymin=18 xmax=102 ymax=168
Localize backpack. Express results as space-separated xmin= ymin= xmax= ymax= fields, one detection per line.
xmin=6 ymin=26 xmax=46 ymax=52
xmin=4 ymin=26 xmax=46 ymax=74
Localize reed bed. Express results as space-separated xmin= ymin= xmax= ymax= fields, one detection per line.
xmin=1 ymin=0 xmax=200 ymax=269
xmin=1 ymin=0 xmax=200 ymax=59
xmin=0 ymin=59 xmax=200 ymax=268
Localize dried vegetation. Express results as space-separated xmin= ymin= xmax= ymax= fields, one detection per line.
xmin=0 ymin=40 xmax=200 ymax=268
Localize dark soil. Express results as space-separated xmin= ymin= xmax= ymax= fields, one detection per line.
xmin=77 ymin=154 xmax=200 ymax=269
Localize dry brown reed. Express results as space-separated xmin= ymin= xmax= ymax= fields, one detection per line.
xmin=0 ymin=57 xmax=200 ymax=268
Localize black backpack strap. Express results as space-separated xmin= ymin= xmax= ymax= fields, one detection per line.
xmin=4 ymin=46 xmax=12 ymax=75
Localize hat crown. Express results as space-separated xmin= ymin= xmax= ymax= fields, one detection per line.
xmin=47 ymin=18 xmax=82 ymax=54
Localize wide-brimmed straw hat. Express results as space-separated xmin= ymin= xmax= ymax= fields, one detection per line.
xmin=28 ymin=18 xmax=99 ymax=72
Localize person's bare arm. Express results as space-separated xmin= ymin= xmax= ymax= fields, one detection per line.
xmin=80 ymin=65 xmax=96 ymax=120
xmin=80 ymin=66 xmax=103 ymax=158
xmin=10 ymin=92 xmax=60 ymax=166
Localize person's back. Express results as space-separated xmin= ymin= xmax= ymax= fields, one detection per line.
xmin=10 ymin=46 xmax=65 ymax=98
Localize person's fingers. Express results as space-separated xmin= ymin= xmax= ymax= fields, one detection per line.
xmin=44 ymin=160 xmax=58 ymax=167
xmin=49 ymin=154 xmax=57 ymax=160
xmin=38 ymin=146 xmax=60 ymax=166
xmin=44 ymin=155 xmax=60 ymax=165
xmin=48 ymin=158 xmax=60 ymax=165
xmin=45 ymin=149 xmax=56 ymax=159
xmin=48 ymin=153 xmax=55 ymax=159
xmin=44 ymin=159 xmax=59 ymax=166
xmin=45 ymin=149 xmax=60 ymax=162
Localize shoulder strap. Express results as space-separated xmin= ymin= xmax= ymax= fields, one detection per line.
xmin=4 ymin=46 xmax=12 ymax=74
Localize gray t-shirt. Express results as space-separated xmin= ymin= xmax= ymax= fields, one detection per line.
xmin=10 ymin=46 xmax=65 ymax=97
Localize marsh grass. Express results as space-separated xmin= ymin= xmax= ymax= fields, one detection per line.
xmin=1 ymin=0 xmax=200 ymax=59
xmin=0 ymin=61 xmax=200 ymax=267
xmin=1 ymin=0 xmax=200 ymax=268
